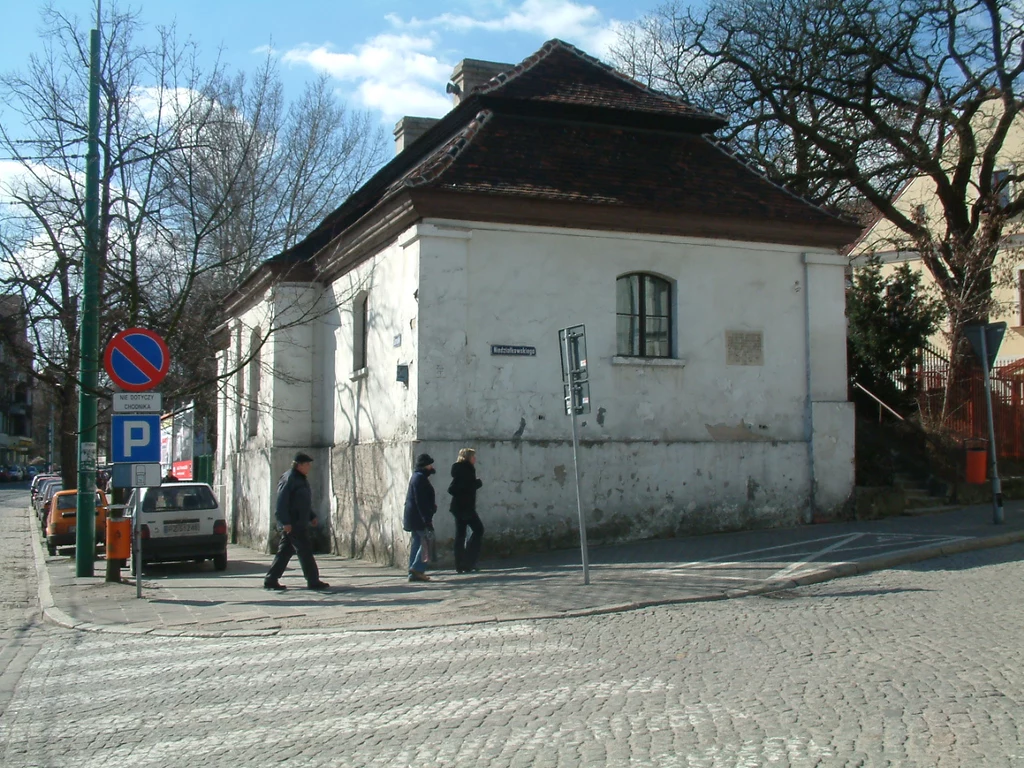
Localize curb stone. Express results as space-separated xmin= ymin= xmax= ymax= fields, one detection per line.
xmin=30 ymin=504 xmax=1024 ymax=637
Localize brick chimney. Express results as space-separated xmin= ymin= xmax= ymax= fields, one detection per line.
xmin=393 ymin=116 xmax=440 ymax=155
xmin=448 ymin=59 xmax=514 ymax=105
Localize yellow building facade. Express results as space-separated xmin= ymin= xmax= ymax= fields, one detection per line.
xmin=850 ymin=110 xmax=1024 ymax=365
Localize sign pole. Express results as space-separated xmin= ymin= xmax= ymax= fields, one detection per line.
xmin=134 ymin=489 xmax=142 ymax=599
xmin=978 ymin=332 xmax=1004 ymax=524
xmin=562 ymin=328 xmax=590 ymax=585
xmin=75 ymin=22 xmax=102 ymax=577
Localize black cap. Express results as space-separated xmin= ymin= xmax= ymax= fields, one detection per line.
xmin=294 ymin=452 xmax=314 ymax=464
xmin=414 ymin=453 xmax=434 ymax=469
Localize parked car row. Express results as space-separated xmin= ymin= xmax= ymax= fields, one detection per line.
xmin=32 ymin=473 xmax=229 ymax=571
xmin=1 ymin=465 xmax=42 ymax=482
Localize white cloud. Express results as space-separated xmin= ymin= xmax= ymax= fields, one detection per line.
xmin=387 ymin=0 xmax=623 ymax=56
xmin=282 ymin=34 xmax=453 ymax=121
xmin=0 ymin=159 xmax=77 ymax=207
xmin=134 ymin=86 xmax=210 ymax=124
xmin=280 ymin=2 xmax=629 ymax=122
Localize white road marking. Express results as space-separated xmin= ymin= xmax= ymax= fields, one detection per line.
xmin=768 ymin=533 xmax=865 ymax=582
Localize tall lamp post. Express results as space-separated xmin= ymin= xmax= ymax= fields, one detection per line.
xmin=75 ymin=8 xmax=101 ymax=576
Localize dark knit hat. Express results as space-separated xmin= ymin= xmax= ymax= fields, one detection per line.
xmin=414 ymin=453 xmax=434 ymax=469
xmin=293 ymin=452 xmax=314 ymax=464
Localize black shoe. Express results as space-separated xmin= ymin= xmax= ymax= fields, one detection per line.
xmin=263 ymin=581 xmax=286 ymax=591
xmin=307 ymin=581 xmax=331 ymax=591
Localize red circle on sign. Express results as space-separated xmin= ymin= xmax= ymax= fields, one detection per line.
xmin=103 ymin=327 xmax=170 ymax=392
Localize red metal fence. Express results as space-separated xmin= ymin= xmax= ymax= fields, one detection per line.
xmin=915 ymin=344 xmax=1024 ymax=458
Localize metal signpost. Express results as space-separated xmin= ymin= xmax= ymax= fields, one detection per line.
xmin=964 ymin=322 xmax=1006 ymax=524
xmin=74 ymin=9 xmax=102 ymax=578
xmin=104 ymin=328 xmax=169 ymax=597
xmin=559 ymin=324 xmax=591 ymax=585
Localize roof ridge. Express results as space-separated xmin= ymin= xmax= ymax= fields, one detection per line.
xmin=394 ymin=110 xmax=495 ymax=191
xmin=706 ymin=137 xmax=859 ymax=228
xmin=476 ymin=38 xmax=725 ymax=123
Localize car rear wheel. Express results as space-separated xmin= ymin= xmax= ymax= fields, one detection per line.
xmin=213 ymin=552 xmax=227 ymax=571
xmin=47 ymin=543 xmax=56 ymax=556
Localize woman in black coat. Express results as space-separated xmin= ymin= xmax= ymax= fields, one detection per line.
xmin=448 ymin=448 xmax=484 ymax=573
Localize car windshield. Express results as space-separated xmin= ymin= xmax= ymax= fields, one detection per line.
xmin=142 ymin=485 xmax=217 ymax=513
xmin=56 ymin=493 xmax=104 ymax=510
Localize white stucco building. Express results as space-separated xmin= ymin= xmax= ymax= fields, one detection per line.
xmin=214 ymin=40 xmax=861 ymax=564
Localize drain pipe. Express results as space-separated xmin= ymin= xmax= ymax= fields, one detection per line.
xmin=802 ymin=255 xmax=816 ymax=524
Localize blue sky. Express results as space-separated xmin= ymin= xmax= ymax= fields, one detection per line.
xmin=2 ymin=0 xmax=649 ymax=127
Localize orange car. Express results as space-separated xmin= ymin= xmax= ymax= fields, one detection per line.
xmin=46 ymin=489 xmax=109 ymax=556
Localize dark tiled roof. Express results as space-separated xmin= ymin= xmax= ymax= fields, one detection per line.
xmin=390 ymin=112 xmax=845 ymax=228
xmin=241 ymin=38 xmax=855 ymax=302
xmin=478 ymin=39 xmax=725 ymax=125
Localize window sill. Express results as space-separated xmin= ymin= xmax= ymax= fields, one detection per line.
xmin=350 ymin=367 xmax=369 ymax=381
xmin=611 ymin=356 xmax=686 ymax=368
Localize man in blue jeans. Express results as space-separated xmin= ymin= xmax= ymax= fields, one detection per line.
xmin=403 ymin=453 xmax=437 ymax=582
xmin=264 ymin=452 xmax=330 ymax=592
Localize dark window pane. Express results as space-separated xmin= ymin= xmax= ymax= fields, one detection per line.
xmin=616 ymin=315 xmax=639 ymax=356
xmin=644 ymin=317 xmax=671 ymax=357
xmin=644 ymin=276 xmax=671 ymax=317
xmin=616 ymin=275 xmax=639 ymax=316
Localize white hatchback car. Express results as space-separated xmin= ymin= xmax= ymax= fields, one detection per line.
xmin=125 ymin=482 xmax=228 ymax=570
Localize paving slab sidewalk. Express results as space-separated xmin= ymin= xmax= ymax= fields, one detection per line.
xmin=32 ymin=501 xmax=1024 ymax=636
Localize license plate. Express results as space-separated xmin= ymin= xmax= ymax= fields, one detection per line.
xmin=163 ymin=523 xmax=200 ymax=535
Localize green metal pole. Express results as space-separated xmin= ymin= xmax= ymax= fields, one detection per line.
xmin=75 ymin=26 xmax=101 ymax=576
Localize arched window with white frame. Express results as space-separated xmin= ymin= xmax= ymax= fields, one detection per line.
xmin=616 ymin=273 xmax=673 ymax=358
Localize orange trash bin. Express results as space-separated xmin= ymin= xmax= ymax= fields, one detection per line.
xmin=106 ymin=517 xmax=132 ymax=560
xmin=966 ymin=446 xmax=988 ymax=484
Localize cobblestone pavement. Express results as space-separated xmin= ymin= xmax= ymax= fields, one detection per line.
xmin=0 ymin=483 xmax=54 ymax=715
xmin=3 ymin=488 xmax=1024 ymax=766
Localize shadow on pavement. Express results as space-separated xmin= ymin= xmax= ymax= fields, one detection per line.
xmin=898 ymin=542 xmax=1024 ymax=572
xmin=760 ymin=586 xmax=932 ymax=599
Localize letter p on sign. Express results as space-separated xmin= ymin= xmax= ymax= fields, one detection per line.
xmin=125 ymin=421 xmax=150 ymax=454
xmin=111 ymin=414 xmax=161 ymax=464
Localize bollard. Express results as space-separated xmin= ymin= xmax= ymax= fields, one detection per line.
xmin=105 ymin=507 xmax=130 ymax=582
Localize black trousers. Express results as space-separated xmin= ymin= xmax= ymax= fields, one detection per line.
xmin=265 ymin=527 xmax=320 ymax=585
xmin=453 ymin=513 xmax=484 ymax=572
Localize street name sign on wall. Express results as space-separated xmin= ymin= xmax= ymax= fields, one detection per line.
xmin=111 ymin=414 xmax=162 ymax=463
xmin=112 ymin=392 xmax=162 ymax=413
xmin=491 ymin=344 xmax=537 ymax=356
xmin=104 ymin=328 xmax=169 ymax=392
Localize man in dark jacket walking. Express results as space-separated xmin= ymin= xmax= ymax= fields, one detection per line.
xmin=403 ymin=453 xmax=437 ymax=582
xmin=264 ymin=452 xmax=330 ymax=591
xmin=448 ymin=447 xmax=484 ymax=573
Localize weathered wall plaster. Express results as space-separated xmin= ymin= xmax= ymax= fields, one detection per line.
xmin=218 ymin=219 xmax=854 ymax=562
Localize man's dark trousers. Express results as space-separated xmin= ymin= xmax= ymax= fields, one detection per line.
xmin=454 ymin=513 xmax=484 ymax=571
xmin=266 ymin=527 xmax=320 ymax=585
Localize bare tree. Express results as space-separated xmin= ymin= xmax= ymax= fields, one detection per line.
xmin=612 ymin=0 xmax=1024 ymax=354
xmin=0 ymin=4 xmax=386 ymax=481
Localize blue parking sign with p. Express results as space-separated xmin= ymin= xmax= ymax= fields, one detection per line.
xmin=112 ymin=414 xmax=161 ymax=463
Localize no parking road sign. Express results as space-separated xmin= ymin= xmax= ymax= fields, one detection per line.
xmin=104 ymin=328 xmax=169 ymax=392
